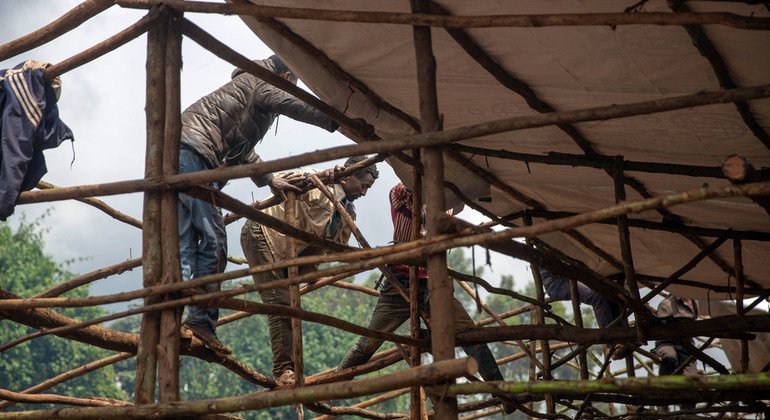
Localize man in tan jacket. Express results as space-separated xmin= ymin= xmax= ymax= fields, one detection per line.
xmin=240 ymin=156 xmax=379 ymax=386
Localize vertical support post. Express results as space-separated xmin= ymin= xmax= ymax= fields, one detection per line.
xmin=612 ymin=157 xmax=644 ymax=356
xmin=527 ymin=308 xmax=536 ymax=418
xmin=410 ymin=149 xmax=423 ymax=420
xmin=135 ymin=11 xmax=166 ymax=404
xmin=411 ymin=1 xmax=455 ymax=418
xmin=569 ymin=279 xmax=589 ymax=379
xmin=735 ymin=238 xmax=749 ymax=373
xmin=524 ymin=214 xmax=554 ymax=415
xmin=285 ymin=192 xmax=304 ymax=388
xmin=157 ymin=10 xmax=182 ymax=402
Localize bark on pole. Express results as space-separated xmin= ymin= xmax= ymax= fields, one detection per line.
xmin=735 ymin=238 xmax=749 ymax=373
xmin=285 ymin=191 xmax=304 ymax=389
xmin=523 ymin=213 xmax=554 ymax=414
xmin=134 ymin=10 xmax=166 ymax=404
xmin=569 ymin=278 xmax=589 ymax=379
xmin=411 ymin=0 xmax=457 ymax=418
xmin=0 ymin=0 xmax=114 ymax=62
xmin=116 ymin=0 xmax=770 ymax=30
xmin=157 ymin=11 xmax=182 ymax=402
xmin=410 ymin=150 xmax=423 ymax=420
xmin=3 ymin=358 xmax=478 ymax=419
xmin=613 ymin=157 xmax=644 ymax=332
xmin=15 ymin=85 xmax=770 ymax=206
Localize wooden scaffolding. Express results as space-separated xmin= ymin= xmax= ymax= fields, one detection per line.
xmin=1 ymin=0 xmax=770 ymax=418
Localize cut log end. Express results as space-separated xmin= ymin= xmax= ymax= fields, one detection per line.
xmin=722 ymin=154 xmax=750 ymax=182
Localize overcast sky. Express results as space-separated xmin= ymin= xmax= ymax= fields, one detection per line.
xmin=1 ymin=0 xmax=533 ymax=312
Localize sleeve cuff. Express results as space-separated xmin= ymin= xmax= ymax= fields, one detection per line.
xmin=255 ymin=172 xmax=274 ymax=187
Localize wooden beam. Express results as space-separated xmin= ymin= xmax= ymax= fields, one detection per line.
xmin=449 ymin=144 xmax=755 ymax=180
xmin=116 ymin=0 xmax=770 ymax=30
xmin=526 ymin=209 xmax=770 ymax=242
xmin=157 ymin=12 xmax=182 ymax=402
xmin=669 ymin=0 xmax=770 ymax=150
xmin=44 ymin=9 xmax=163 ymax=81
xmin=16 ymin=84 xmax=770 ymax=205
xmin=134 ymin=13 xmax=167 ymax=403
xmin=0 ymin=0 xmax=114 ymax=61
xmin=411 ymin=0 xmax=456 ymax=417
xmin=4 ymin=358 xmax=478 ymax=419
xmin=722 ymin=154 xmax=770 ymax=215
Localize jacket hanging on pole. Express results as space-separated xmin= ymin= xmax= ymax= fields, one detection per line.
xmin=0 ymin=60 xmax=74 ymax=220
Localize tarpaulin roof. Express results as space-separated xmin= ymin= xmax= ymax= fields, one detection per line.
xmin=237 ymin=0 xmax=770 ymax=300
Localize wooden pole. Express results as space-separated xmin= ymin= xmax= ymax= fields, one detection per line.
xmin=0 ymin=290 xmax=275 ymax=388
xmin=285 ymin=192 xmax=304 ymax=391
xmin=569 ymin=278 xmax=589 ymax=379
xmin=450 ymin=144 xmax=742 ymax=180
xmin=722 ymin=154 xmax=770 ymax=215
xmin=410 ymin=150 xmax=424 ymax=420
xmin=0 ymin=389 xmax=128 ymax=408
xmin=613 ymin=157 xmax=644 ymax=333
xmin=0 ymin=353 xmax=133 ymax=410
xmin=5 ymin=180 xmax=770 ymax=315
xmin=0 ymin=0 xmax=113 ymax=61
xmin=411 ymin=0 xmax=456 ymax=417
xmin=4 ymin=358 xmax=478 ymax=419
xmin=157 ymin=11 xmax=182 ymax=402
xmin=425 ymin=372 xmax=770 ymax=397
xmin=16 ymin=85 xmax=770 ymax=205
xmin=116 ymin=0 xmax=770 ymax=30
xmin=523 ymin=214 xmax=554 ymax=415
xmin=735 ymin=238 xmax=749 ymax=373
xmin=134 ymin=11 xmax=166 ymax=404
xmin=43 ymin=9 xmax=164 ymax=81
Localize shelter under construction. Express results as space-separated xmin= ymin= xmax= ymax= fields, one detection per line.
xmin=1 ymin=0 xmax=770 ymax=418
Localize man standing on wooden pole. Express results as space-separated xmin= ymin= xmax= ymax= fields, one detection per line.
xmin=177 ymin=55 xmax=339 ymax=354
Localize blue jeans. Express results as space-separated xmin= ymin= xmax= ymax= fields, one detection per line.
xmin=540 ymin=270 xmax=619 ymax=328
xmin=178 ymin=148 xmax=227 ymax=331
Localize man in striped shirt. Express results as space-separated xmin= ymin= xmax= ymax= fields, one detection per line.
xmin=337 ymin=183 xmax=511 ymax=410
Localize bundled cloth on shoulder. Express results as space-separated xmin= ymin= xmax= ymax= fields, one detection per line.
xmin=0 ymin=60 xmax=74 ymax=220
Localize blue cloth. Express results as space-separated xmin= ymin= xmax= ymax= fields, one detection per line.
xmin=539 ymin=269 xmax=619 ymax=328
xmin=0 ymin=61 xmax=73 ymax=220
xmin=178 ymin=148 xmax=227 ymax=330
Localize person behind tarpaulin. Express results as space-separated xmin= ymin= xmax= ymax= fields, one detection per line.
xmin=240 ymin=156 xmax=379 ymax=386
xmin=653 ymin=294 xmax=699 ymax=376
xmin=336 ymin=182 xmax=513 ymax=413
xmin=178 ymin=55 xmax=366 ymax=354
xmin=538 ymin=268 xmax=632 ymax=360
xmin=0 ymin=60 xmax=74 ymax=221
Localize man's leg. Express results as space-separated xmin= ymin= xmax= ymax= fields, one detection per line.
xmin=177 ymin=149 xmax=229 ymax=353
xmin=654 ymin=343 xmax=680 ymax=375
xmin=450 ymin=298 xmax=504 ymax=381
xmin=186 ymin=194 xmax=227 ymax=331
xmin=573 ymin=282 xmax=620 ymax=329
xmin=241 ymin=222 xmax=295 ymax=379
xmin=338 ymin=296 xmax=411 ymax=370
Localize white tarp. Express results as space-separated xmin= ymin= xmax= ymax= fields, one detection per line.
xmin=237 ymin=0 xmax=770 ymax=300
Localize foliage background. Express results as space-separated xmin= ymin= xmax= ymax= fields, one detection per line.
xmin=1 ymin=221 xmax=607 ymax=418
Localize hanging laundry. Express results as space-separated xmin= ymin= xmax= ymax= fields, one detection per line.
xmin=0 ymin=60 xmax=74 ymax=221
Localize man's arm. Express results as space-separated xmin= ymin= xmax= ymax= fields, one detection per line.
xmin=252 ymin=83 xmax=338 ymax=132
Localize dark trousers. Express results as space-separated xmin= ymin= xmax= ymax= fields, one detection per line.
xmin=339 ymin=275 xmax=503 ymax=382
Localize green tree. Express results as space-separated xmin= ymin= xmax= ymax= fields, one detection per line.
xmin=111 ymin=277 xmax=409 ymax=418
xmin=0 ymin=218 xmax=128 ymax=411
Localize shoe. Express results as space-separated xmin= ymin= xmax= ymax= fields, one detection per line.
xmin=274 ymin=369 xmax=296 ymax=387
xmin=182 ymin=324 xmax=232 ymax=355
